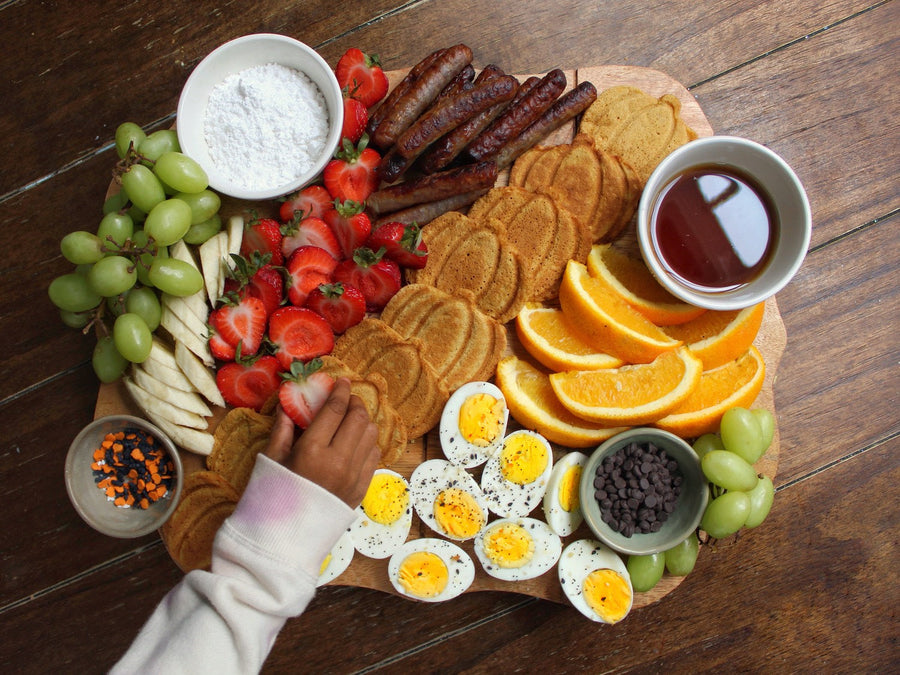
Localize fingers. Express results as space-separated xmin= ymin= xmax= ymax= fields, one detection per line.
xmin=264 ymin=406 xmax=296 ymax=464
xmin=301 ymin=378 xmax=352 ymax=447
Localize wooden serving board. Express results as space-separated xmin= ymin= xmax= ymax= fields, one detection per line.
xmin=95 ymin=65 xmax=786 ymax=608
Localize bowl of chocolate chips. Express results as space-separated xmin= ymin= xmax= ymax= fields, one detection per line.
xmin=579 ymin=428 xmax=708 ymax=556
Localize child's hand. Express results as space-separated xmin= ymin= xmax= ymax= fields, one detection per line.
xmin=265 ymin=378 xmax=379 ymax=508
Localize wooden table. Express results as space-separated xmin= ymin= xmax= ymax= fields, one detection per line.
xmin=1 ymin=1 xmax=896 ymax=671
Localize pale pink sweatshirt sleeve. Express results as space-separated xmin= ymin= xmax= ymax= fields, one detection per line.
xmin=111 ymin=454 xmax=357 ymax=674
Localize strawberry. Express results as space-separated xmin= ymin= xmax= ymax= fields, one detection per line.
xmin=333 ymin=246 xmax=401 ymax=312
xmin=241 ymin=215 xmax=284 ymax=266
xmin=216 ymin=352 xmax=283 ymax=411
xmin=285 ymin=245 xmax=339 ymax=306
xmin=324 ymin=199 xmax=372 ymax=259
xmin=323 ymin=136 xmax=381 ymax=203
xmin=268 ymin=306 xmax=335 ymax=370
xmin=366 ymin=221 xmax=429 ymax=269
xmin=335 ymin=48 xmax=389 ymax=108
xmin=224 ymin=252 xmax=284 ymax=317
xmin=208 ymin=295 xmax=268 ymax=356
xmin=281 ymin=214 xmax=342 ymax=260
xmin=341 ymin=93 xmax=368 ymax=144
xmin=278 ymin=358 xmax=336 ymax=429
xmin=305 ymin=282 xmax=366 ymax=334
xmin=209 ymin=331 xmax=237 ymax=362
xmin=279 ymin=185 xmax=336 ymax=223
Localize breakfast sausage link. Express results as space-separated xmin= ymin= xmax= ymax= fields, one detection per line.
xmin=436 ymin=64 xmax=476 ymax=102
xmin=464 ymin=69 xmax=567 ymax=162
xmin=375 ymin=188 xmax=491 ymax=226
xmin=377 ymin=147 xmax=414 ymax=185
xmin=495 ymin=81 xmax=598 ymax=169
xmin=366 ymin=48 xmax=446 ymax=137
xmin=394 ymin=74 xmax=519 ymax=162
xmin=372 ymin=44 xmax=474 ymax=149
xmin=367 ymin=161 xmax=499 ymax=215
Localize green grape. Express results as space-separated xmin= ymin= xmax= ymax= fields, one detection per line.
xmin=176 ymin=190 xmax=221 ymax=224
xmin=60 ymin=231 xmax=104 ymax=265
xmin=626 ymin=552 xmax=665 ymax=592
xmin=744 ymin=475 xmax=775 ymax=528
xmin=664 ymin=532 xmax=700 ymax=576
xmin=87 ymin=255 xmax=138 ymax=297
xmin=115 ymin=122 xmax=146 ymax=159
xmin=700 ymin=491 xmax=750 ymax=539
xmin=125 ymin=286 xmax=162 ymax=331
xmin=127 ymin=202 xmax=147 ymax=224
xmin=131 ymin=230 xmax=167 ymax=286
xmin=59 ymin=309 xmax=92 ymax=329
xmin=720 ymin=407 xmax=765 ymax=464
xmin=148 ymin=257 xmax=203 ymax=296
xmin=106 ymin=292 xmax=129 ymax=317
xmin=144 ymin=198 xmax=192 ymax=246
xmin=48 ymin=273 xmax=102 ymax=312
xmin=701 ymin=450 xmax=759 ymax=492
xmin=103 ymin=190 xmax=129 ymax=215
xmin=183 ymin=213 xmax=222 ymax=245
xmin=113 ymin=312 xmax=152 ymax=363
xmin=692 ymin=433 xmax=725 ymax=460
xmin=93 ymin=336 xmax=129 ymax=383
xmin=138 ymin=129 xmax=179 ymax=161
xmin=97 ymin=211 xmax=134 ymax=249
xmin=753 ymin=409 xmax=775 ymax=451
xmin=121 ymin=163 xmax=166 ymax=214
xmin=154 ymin=152 xmax=208 ymax=194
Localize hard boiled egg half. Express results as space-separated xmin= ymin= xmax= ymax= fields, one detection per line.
xmin=439 ymin=381 xmax=509 ymax=468
xmin=473 ymin=517 xmax=562 ymax=582
xmin=481 ymin=430 xmax=553 ymax=518
xmin=349 ymin=469 xmax=412 ymax=559
xmin=543 ymin=451 xmax=588 ymax=536
xmin=317 ymin=529 xmax=354 ymax=587
xmin=388 ymin=538 xmax=475 ymax=602
xmin=558 ymin=539 xmax=633 ymax=623
xmin=410 ymin=459 xmax=489 ymax=541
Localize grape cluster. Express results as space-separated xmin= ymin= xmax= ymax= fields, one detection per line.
xmin=48 ymin=122 xmax=224 ymax=383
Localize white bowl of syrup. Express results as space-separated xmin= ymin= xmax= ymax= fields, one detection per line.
xmin=637 ymin=136 xmax=811 ymax=311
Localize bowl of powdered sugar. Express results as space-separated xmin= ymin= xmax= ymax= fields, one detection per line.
xmin=176 ymin=33 xmax=343 ymax=200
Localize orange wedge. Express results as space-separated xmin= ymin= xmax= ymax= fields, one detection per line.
xmin=654 ymin=346 xmax=766 ymax=438
xmin=516 ymin=303 xmax=624 ymax=372
xmin=558 ymin=260 xmax=682 ymax=364
xmin=586 ymin=244 xmax=707 ymax=326
xmin=549 ymin=346 xmax=703 ymax=426
xmin=495 ymin=356 xmax=627 ymax=448
xmin=661 ymin=302 xmax=765 ymax=370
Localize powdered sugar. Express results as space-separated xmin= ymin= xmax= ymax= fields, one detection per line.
xmin=204 ymin=63 xmax=330 ymax=192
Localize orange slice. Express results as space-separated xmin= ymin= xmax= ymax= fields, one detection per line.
xmin=586 ymin=244 xmax=707 ymax=326
xmin=558 ymin=260 xmax=682 ymax=364
xmin=495 ymin=356 xmax=627 ymax=448
xmin=661 ymin=302 xmax=765 ymax=370
xmin=516 ymin=303 xmax=624 ymax=372
xmin=548 ymin=346 xmax=703 ymax=426
xmin=654 ymin=346 xmax=766 ymax=438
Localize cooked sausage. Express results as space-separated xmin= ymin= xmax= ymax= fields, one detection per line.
xmin=371 ymin=44 xmax=473 ymax=149
xmin=375 ymin=188 xmax=491 ymax=226
xmin=436 ymin=64 xmax=475 ymax=102
xmin=495 ymin=81 xmax=598 ymax=169
xmin=366 ymin=48 xmax=446 ymax=137
xmin=377 ymin=147 xmax=414 ymax=185
xmin=367 ymin=161 xmax=498 ymax=215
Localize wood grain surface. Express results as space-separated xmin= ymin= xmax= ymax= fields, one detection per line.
xmin=1 ymin=1 xmax=896 ymax=672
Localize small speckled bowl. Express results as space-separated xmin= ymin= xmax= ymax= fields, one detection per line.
xmin=176 ymin=33 xmax=343 ymax=200
xmin=65 ymin=415 xmax=183 ymax=538
xmin=579 ymin=428 xmax=707 ymax=556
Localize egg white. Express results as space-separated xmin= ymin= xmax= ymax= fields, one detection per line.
xmin=349 ymin=469 xmax=413 ymax=559
xmin=543 ymin=451 xmax=588 ymax=537
xmin=317 ymin=529 xmax=354 ymax=587
xmin=558 ymin=539 xmax=633 ymax=623
xmin=439 ymin=381 xmax=509 ymax=468
xmin=473 ymin=517 xmax=562 ymax=582
xmin=409 ymin=459 xmax=489 ymax=541
xmin=388 ymin=537 xmax=475 ymax=602
xmin=481 ymin=430 xmax=553 ymax=519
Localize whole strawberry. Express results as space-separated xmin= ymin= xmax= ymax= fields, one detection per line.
xmin=324 ymin=199 xmax=372 ymax=259
xmin=335 ymin=48 xmax=389 ymax=108
xmin=366 ymin=221 xmax=429 ymax=269
xmin=241 ymin=214 xmax=284 ymax=266
xmin=333 ymin=246 xmax=401 ymax=312
xmin=216 ymin=352 xmax=284 ymax=411
xmin=323 ymin=135 xmax=381 ymax=204
xmin=306 ymin=282 xmax=366 ymax=334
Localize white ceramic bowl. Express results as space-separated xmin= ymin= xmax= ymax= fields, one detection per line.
xmin=637 ymin=136 xmax=811 ymax=310
xmin=176 ymin=33 xmax=343 ymax=200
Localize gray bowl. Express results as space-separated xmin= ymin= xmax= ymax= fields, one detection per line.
xmin=579 ymin=428 xmax=707 ymax=556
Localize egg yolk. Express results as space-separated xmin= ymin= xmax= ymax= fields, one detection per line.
xmin=398 ymin=551 xmax=448 ymax=598
xmin=558 ymin=464 xmax=582 ymax=512
xmin=434 ymin=487 xmax=485 ymax=538
xmin=458 ymin=393 xmax=504 ymax=447
xmin=361 ymin=473 xmax=409 ymax=525
xmin=499 ymin=434 xmax=549 ymax=485
xmin=583 ymin=569 xmax=632 ymax=623
xmin=318 ymin=553 xmax=332 ymax=576
xmin=482 ymin=522 xmax=535 ymax=569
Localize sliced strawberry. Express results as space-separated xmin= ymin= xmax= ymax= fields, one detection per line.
xmin=208 ymin=295 xmax=267 ymax=356
xmin=278 ymin=358 xmax=336 ymax=429
xmin=268 ymin=306 xmax=335 ymax=370
xmin=333 ymin=246 xmax=401 ymax=312
xmin=209 ymin=331 xmax=237 ymax=362
xmin=305 ymin=282 xmax=366 ymax=334
xmin=341 ymin=93 xmax=368 ymax=144
xmin=323 ymin=136 xmax=381 ymax=203
xmin=241 ymin=215 xmax=284 ymax=266
xmin=279 ymin=185 xmax=336 ymax=223
xmin=366 ymin=221 xmax=429 ymax=269
xmin=285 ymin=245 xmax=338 ymax=306
xmin=335 ymin=48 xmax=389 ymax=108
xmin=216 ymin=353 xmax=284 ymax=411
xmin=324 ymin=199 xmax=372 ymax=259
xmin=281 ymin=214 xmax=342 ymax=260
xmin=223 ymin=252 xmax=284 ymax=317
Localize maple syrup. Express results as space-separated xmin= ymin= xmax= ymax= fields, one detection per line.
xmin=650 ymin=165 xmax=777 ymax=292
